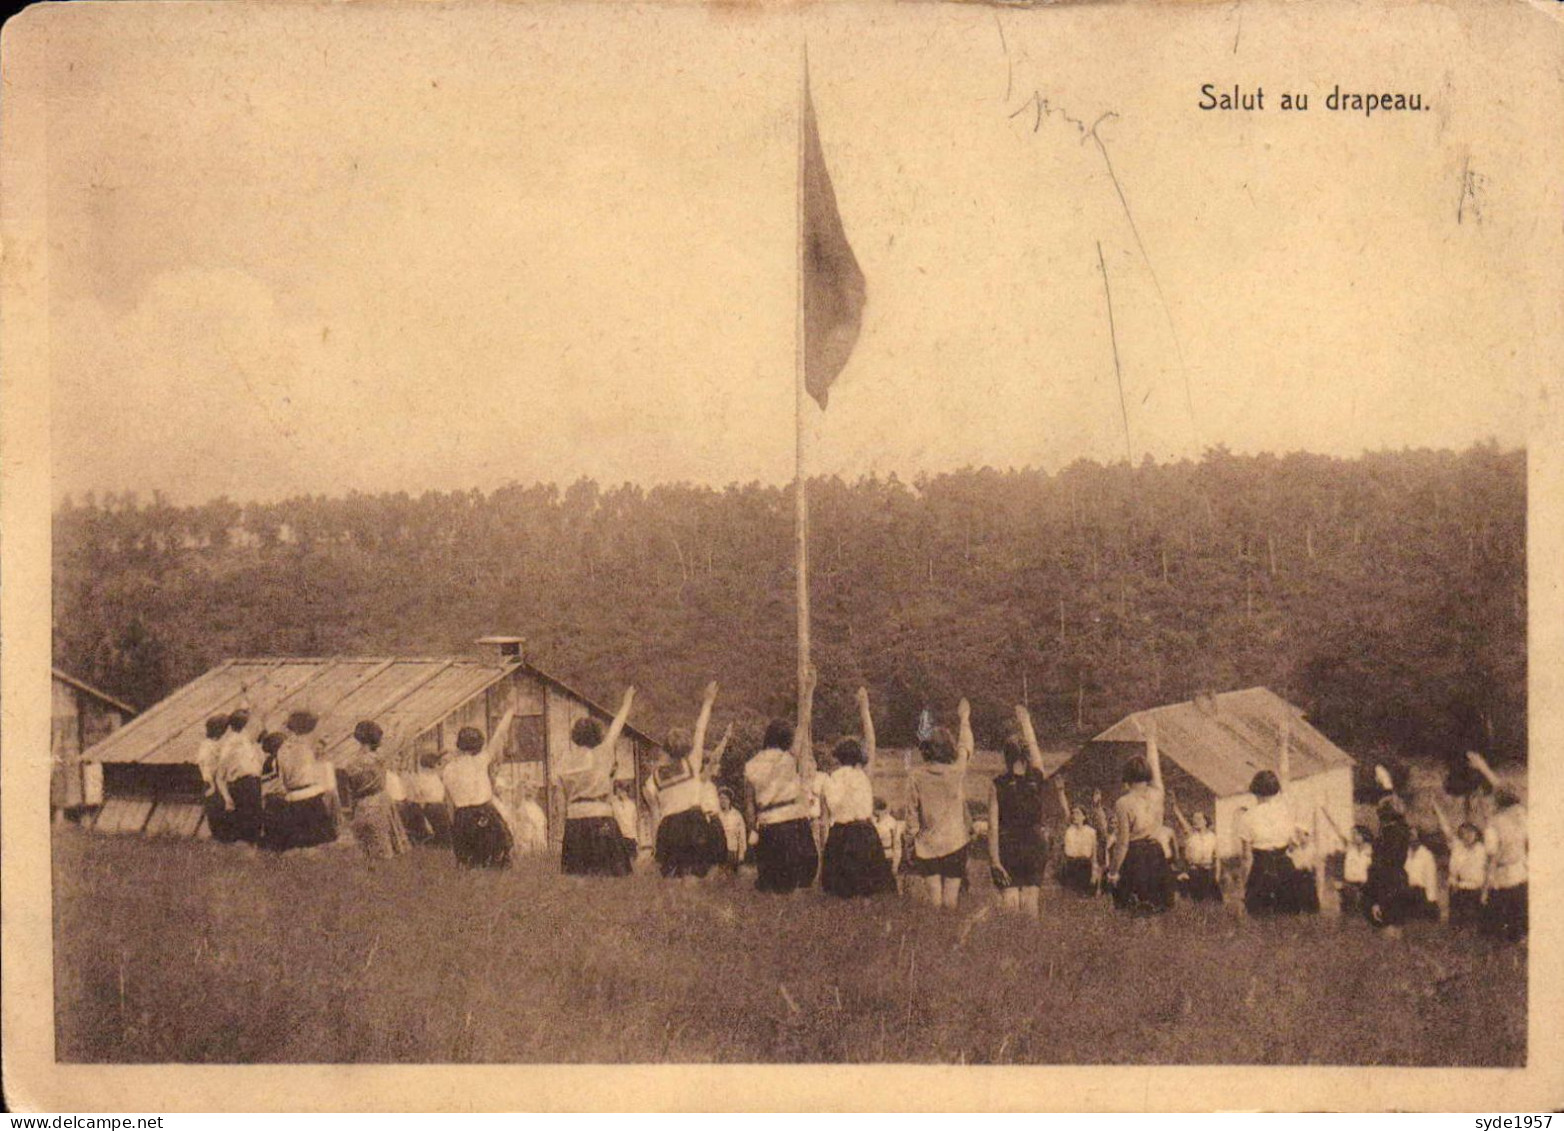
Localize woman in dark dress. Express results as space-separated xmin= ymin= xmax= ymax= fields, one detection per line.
xmin=1364 ymin=767 xmax=1415 ymax=933
xmin=986 ymin=704 xmax=1052 ymax=918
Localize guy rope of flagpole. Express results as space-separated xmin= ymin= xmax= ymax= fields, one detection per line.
xmin=795 ymin=37 xmax=812 ymax=763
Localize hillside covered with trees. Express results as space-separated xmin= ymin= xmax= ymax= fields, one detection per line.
xmin=52 ymin=445 xmax=1525 ymax=771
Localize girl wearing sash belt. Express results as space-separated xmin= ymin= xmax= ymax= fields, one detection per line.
xmin=743 ymin=667 xmax=820 ymax=894
xmin=559 ymin=687 xmax=637 ymax=877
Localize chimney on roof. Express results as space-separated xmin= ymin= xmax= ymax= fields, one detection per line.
xmin=475 ymin=635 xmax=526 ymax=663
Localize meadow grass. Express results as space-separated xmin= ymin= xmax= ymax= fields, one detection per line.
xmin=52 ymin=829 xmax=1525 ymax=1065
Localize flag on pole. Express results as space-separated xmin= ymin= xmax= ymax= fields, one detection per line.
xmin=800 ymin=71 xmax=866 ymax=410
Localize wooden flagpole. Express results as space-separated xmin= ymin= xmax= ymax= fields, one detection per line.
xmin=795 ymin=41 xmax=811 ymax=753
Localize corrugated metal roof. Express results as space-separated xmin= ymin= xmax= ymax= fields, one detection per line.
xmin=51 ymin=669 xmax=137 ymax=718
xmin=1089 ymin=687 xmax=1353 ymax=797
xmin=84 ymin=656 xmax=660 ymax=767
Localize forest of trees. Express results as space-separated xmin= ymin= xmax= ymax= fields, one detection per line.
xmin=52 ymin=445 xmax=1526 ymax=772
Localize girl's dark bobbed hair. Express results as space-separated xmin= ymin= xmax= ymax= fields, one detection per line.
xmin=259 ymin=730 xmax=287 ymax=756
xmin=571 ymin=717 xmax=605 ymax=749
xmin=921 ymin=727 xmax=957 ymax=764
xmin=832 ymin=737 xmax=866 ymax=767
xmin=456 ymin=726 xmax=485 ymax=754
xmin=205 ymin=715 xmax=230 ymax=740
xmin=761 ymin=718 xmax=795 ymax=753
xmin=353 ymin=720 xmax=383 ymax=749
xmin=1250 ymin=770 xmax=1281 ymax=798
xmin=286 ymin=710 xmax=319 ymax=736
xmin=228 ymin=709 xmax=251 ymax=731
xmin=1123 ymin=754 xmax=1153 ymax=785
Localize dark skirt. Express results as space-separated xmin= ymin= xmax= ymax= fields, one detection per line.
xmin=655 ymin=808 xmax=714 ymax=879
xmin=1180 ymin=864 xmax=1223 ymax=903
xmin=269 ymin=793 xmax=338 ymax=851
xmin=1483 ymin=883 xmax=1527 ymax=942
xmin=1246 ymin=848 xmax=1306 ymax=916
xmin=704 ymin=813 xmax=729 ymax=866
xmin=1408 ymin=892 xmax=1440 ymax=922
xmin=755 ymin=817 xmax=819 ymax=893
xmin=1364 ymin=861 xmax=1415 ymax=928
xmin=911 ymin=846 xmax=969 ymax=881
xmin=1059 ymin=855 xmax=1096 ymax=895
xmin=452 ymin=801 xmax=513 ymax=870
xmin=259 ymin=792 xmax=287 ymax=849
xmin=995 ymin=832 xmax=1046 ymax=888
xmin=1449 ymin=887 xmax=1483 ymax=928
xmin=206 ymin=791 xmax=237 ymax=843
xmin=1338 ymin=881 xmax=1366 ymax=917
xmin=821 ymin=820 xmax=896 ymax=898
xmin=1114 ymin=838 xmax=1174 ymax=914
xmin=562 ymin=815 xmax=632 ymax=877
xmin=227 ymin=775 xmax=265 ymax=844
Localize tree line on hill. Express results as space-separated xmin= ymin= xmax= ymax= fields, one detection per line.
xmin=52 ymin=444 xmax=1526 ymax=775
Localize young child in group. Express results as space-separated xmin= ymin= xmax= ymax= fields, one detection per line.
xmin=819 ymin=687 xmax=897 ymax=898
xmin=644 ymin=681 xmax=721 ymax=881
xmin=743 ymin=667 xmax=820 ymax=894
xmin=1404 ymin=829 xmax=1440 ymax=921
xmin=717 ymin=788 xmax=747 ymax=874
xmin=557 ymin=687 xmax=636 ymax=877
xmin=1338 ymin=824 xmax=1374 ymax=917
xmin=1171 ymin=795 xmax=1222 ymax=902
xmin=1054 ymin=783 xmax=1099 ymax=896
xmin=905 ymin=698 xmax=974 ymax=910
xmin=986 ymin=704 xmax=1052 ymax=918
xmin=698 ymin=724 xmax=734 ymax=873
xmin=871 ymin=799 xmax=905 ymax=893
xmin=1436 ymin=801 xmax=1487 ymax=929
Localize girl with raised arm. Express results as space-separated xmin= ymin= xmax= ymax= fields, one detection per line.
xmin=698 ymin=723 xmax=735 ymax=873
xmin=442 ymin=705 xmax=519 ymax=870
xmin=906 ymin=698 xmax=974 ymax=910
xmin=1434 ymin=799 xmax=1487 ymax=929
xmin=1054 ymin=777 xmax=1099 ymax=896
xmin=644 ymin=682 xmax=720 ymax=881
xmin=1171 ymin=792 xmax=1223 ymax=902
xmin=1107 ymin=714 xmax=1174 ymax=914
xmin=1363 ymin=764 xmax=1414 ymax=933
xmin=559 ymin=687 xmax=637 ymax=877
xmin=743 ymin=667 xmax=820 ymax=893
xmin=988 ymin=704 xmax=1051 ymax=917
xmin=820 ymin=687 xmax=897 ymax=898
xmin=1238 ymin=719 xmax=1315 ymax=916
xmin=1467 ymin=751 xmax=1527 ymax=942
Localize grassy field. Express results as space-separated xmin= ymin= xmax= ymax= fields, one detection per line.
xmin=53 ymin=828 xmax=1525 ymax=1065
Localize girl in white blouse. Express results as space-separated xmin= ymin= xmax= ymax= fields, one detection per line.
xmin=644 ymin=681 xmax=719 ymax=881
xmin=819 ymin=687 xmax=896 ymax=898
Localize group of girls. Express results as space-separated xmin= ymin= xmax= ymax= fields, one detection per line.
xmin=197 ymin=683 xmax=1528 ymax=944
xmin=196 ymin=693 xmax=534 ymax=869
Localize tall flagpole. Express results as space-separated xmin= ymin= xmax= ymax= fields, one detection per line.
xmin=794 ymin=40 xmax=811 ymax=751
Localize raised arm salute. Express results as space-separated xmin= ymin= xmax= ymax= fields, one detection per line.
xmin=1468 ymin=751 xmax=1528 ymax=942
xmin=561 ymin=686 xmax=637 ymax=878
xmin=743 ymin=667 xmax=820 ymax=894
xmin=1107 ymin=714 xmax=1175 ymax=915
xmin=988 ymin=704 xmax=1051 ymax=918
xmin=819 ymin=687 xmax=896 ymax=898
xmin=647 ymin=682 xmax=721 ymax=882
xmin=907 ymin=698 xmax=973 ymax=910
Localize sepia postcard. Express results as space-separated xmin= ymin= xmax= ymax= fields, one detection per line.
xmin=2 ymin=0 xmax=1562 ymax=1112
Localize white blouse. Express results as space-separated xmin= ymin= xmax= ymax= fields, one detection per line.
xmin=745 ymin=748 xmax=807 ymax=827
xmin=1184 ymin=828 xmax=1217 ymax=868
xmin=1240 ymin=796 xmax=1295 ymax=851
xmin=1405 ymin=845 xmax=1438 ymax=896
xmin=821 ymin=765 xmax=874 ymax=825
xmin=1343 ymin=844 xmax=1372 ymax=884
xmin=441 ymin=752 xmax=494 ymax=808
xmin=1063 ymin=824 xmax=1097 ymax=859
xmin=1449 ymin=841 xmax=1488 ymax=890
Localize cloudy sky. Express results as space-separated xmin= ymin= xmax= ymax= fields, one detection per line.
xmin=36 ymin=0 xmax=1553 ymax=504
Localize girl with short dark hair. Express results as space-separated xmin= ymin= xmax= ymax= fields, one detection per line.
xmin=558 ymin=687 xmax=637 ymax=877
xmin=987 ymin=704 xmax=1051 ymax=917
xmin=743 ymin=667 xmax=821 ymax=894
xmin=441 ymin=705 xmax=519 ymax=869
xmin=906 ymin=698 xmax=974 ymax=909
xmin=819 ymin=688 xmax=897 ymax=898
xmin=1107 ymin=714 xmax=1174 ymax=914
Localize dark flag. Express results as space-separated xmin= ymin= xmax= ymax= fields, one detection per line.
xmin=800 ymin=73 xmax=866 ymax=410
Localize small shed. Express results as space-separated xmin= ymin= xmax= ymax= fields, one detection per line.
xmin=1053 ymin=687 xmax=1355 ymax=859
xmin=51 ymin=669 xmax=136 ymax=815
xmin=78 ymin=642 xmax=662 ymax=844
